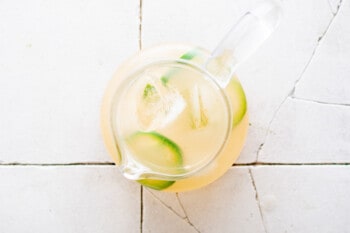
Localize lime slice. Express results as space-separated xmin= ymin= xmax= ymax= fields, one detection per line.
xmin=137 ymin=179 xmax=175 ymax=190
xmin=143 ymin=83 xmax=158 ymax=101
xmin=127 ymin=131 xmax=183 ymax=168
xmin=161 ymin=50 xmax=198 ymax=84
xmin=126 ymin=132 xmax=182 ymax=190
xmin=179 ymin=50 xmax=197 ymax=60
xmin=226 ymin=79 xmax=247 ymax=126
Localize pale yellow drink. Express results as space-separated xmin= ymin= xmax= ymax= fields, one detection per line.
xmin=101 ymin=44 xmax=248 ymax=192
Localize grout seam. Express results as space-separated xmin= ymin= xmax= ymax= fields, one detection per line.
xmin=140 ymin=186 xmax=144 ymax=233
xmin=0 ymin=162 xmax=349 ymax=167
xmin=248 ymin=168 xmax=268 ymax=233
xmin=0 ymin=162 xmax=115 ymax=166
xmin=176 ymin=193 xmax=201 ymax=233
xmin=138 ymin=0 xmax=143 ymax=50
xmin=290 ymin=96 xmax=350 ymax=107
xmin=146 ymin=189 xmax=185 ymax=218
xmin=139 ymin=2 xmax=143 ymax=232
xmin=233 ymin=162 xmax=350 ymax=166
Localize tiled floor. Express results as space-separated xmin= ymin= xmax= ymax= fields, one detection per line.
xmin=1 ymin=0 xmax=349 ymax=232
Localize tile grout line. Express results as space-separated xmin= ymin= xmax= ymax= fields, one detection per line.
xmin=146 ymin=189 xmax=185 ymax=219
xmin=139 ymin=1 xmax=143 ymax=232
xmin=248 ymin=168 xmax=268 ymax=233
xmin=0 ymin=162 xmax=116 ymax=166
xmin=0 ymin=162 xmax=349 ymax=167
xmin=290 ymin=96 xmax=350 ymax=107
xmin=176 ymin=193 xmax=201 ymax=233
xmin=146 ymin=189 xmax=201 ymax=231
xmin=140 ymin=186 xmax=144 ymax=233
xmin=233 ymin=162 xmax=350 ymax=166
xmin=138 ymin=0 xmax=143 ymax=50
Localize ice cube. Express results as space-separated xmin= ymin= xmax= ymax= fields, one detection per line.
xmin=137 ymin=75 xmax=186 ymax=131
xmin=189 ymin=85 xmax=208 ymax=129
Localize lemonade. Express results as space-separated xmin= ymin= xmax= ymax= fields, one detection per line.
xmin=101 ymin=2 xmax=282 ymax=191
xmin=101 ymin=44 xmax=248 ymax=192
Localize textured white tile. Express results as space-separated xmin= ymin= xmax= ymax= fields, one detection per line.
xmin=259 ymin=98 xmax=350 ymax=163
xmin=236 ymin=0 xmax=335 ymax=163
xmin=0 ymin=0 xmax=139 ymax=163
xmin=143 ymin=191 xmax=197 ymax=233
xmin=327 ymin=0 xmax=342 ymax=14
xmin=146 ymin=190 xmax=186 ymax=218
xmin=142 ymin=0 xmax=256 ymax=50
xmin=143 ymin=168 xmax=265 ymax=233
xmin=236 ymin=123 xmax=266 ymax=163
xmin=1 ymin=1 xmax=349 ymax=233
xmin=252 ymin=166 xmax=350 ymax=233
xmin=0 ymin=166 xmax=140 ymax=233
xmin=295 ymin=0 xmax=350 ymax=104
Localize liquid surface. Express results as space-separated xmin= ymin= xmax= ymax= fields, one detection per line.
xmin=115 ymin=62 xmax=230 ymax=177
xmin=101 ymin=44 xmax=249 ymax=191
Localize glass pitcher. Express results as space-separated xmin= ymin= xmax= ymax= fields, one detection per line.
xmin=101 ymin=2 xmax=282 ymax=192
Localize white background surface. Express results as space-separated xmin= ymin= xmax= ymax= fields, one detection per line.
xmin=1 ymin=0 xmax=349 ymax=232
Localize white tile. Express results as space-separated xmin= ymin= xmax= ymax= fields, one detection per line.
xmin=236 ymin=123 xmax=266 ymax=163
xmin=236 ymin=0 xmax=335 ymax=163
xmin=259 ymin=98 xmax=350 ymax=163
xmin=327 ymin=0 xmax=342 ymax=14
xmin=252 ymin=166 xmax=350 ymax=233
xmin=143 ymin=191 xmax=197 ymax=233
xmin=142 ymin=0 xmax=255 ymax=50
xmin=143 ymin=168 xmax=265 ymax=233
xmin=1 ymin=1 xmax=349 ymax=233
xmin=295 ymin=0 xmax=350 ymax=104
xmin=0 ymin=166 xmax=140 ymax=233
xmin=146 ymin=189 xmax=186 ymax=218
xmin=0 ymin=0 xmax=139 ymax=163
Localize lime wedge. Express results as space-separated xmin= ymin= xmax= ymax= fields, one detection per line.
xmin=161 ymin=50 xmax=198 ymax=84
xmin=226 ymin=79 xmax=247 ymax=126
xmin=126 ymin=132 xmax=182 ymax=190
xmin=179 ymin=50 xmax=197 ymax=60
xmin=127 ymin=131 xmax=183 ymax=168
xmin=143 ymin=83 xmax=158 ymax=101
xmin=137 ymin=179 xmax=175 ymax=190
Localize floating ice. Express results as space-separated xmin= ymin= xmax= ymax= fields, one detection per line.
xmin=189 ymin=85 xmax=208 ymax=129
xmin=137 ymin=74 xmax=186 ymax=131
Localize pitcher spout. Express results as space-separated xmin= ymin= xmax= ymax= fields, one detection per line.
xmin=120 ymin=159 xmax=150 ymax=180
